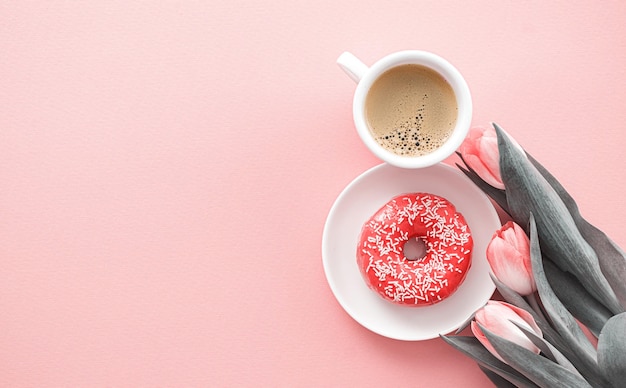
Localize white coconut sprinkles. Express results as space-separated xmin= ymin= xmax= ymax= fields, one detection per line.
xmin=356 ymin=193 xmax=473 ymax=306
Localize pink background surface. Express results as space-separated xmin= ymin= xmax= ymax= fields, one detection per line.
xmin=2 ymin=1 xmax=626 ymax=386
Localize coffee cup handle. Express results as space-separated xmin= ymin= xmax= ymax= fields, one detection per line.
xmin=337 ymin=52 xmax=369 ymax=83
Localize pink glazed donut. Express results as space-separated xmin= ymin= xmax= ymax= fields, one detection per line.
xmin=356 ymin=192 xmax=473 ymax=306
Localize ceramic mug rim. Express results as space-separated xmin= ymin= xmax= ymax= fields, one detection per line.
xmin=351 ymin=50 xmax=472 ymax=169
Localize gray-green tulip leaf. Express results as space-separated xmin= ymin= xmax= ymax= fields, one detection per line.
xmin=441 ymin=335 xmax=537 ymax=388
xmin=510 ymin=321 xmax=560 ymax=364
xmin=543 ymin=258 xmax=611 ymax=336
xmin=528 ymin=214 xmax=600 ymax=370
xmin=494 ymin=123 xmax=621 ymax=314
xmin=495 ymin=268 xmax=604 ymax=385
xmin=479 ymin=365 xmax=531 ymax=388
xmin=490 ymin=273 xmax=533 ymax=312
xmin=528 ymin=152 xmax=626 ymax=312
xmin=479 ymin=324 xmax=593 ymax=388
xmin=509 ymin=320 xmax=611 ymax=386
xmin=490 ymin=275 xmax=576 ymax=354
xmin=597 ymin=312 xmax=626 ymax=388
xmin=490 ymin=275 xmax=559 ymax=344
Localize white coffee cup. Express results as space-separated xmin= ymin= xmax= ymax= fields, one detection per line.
xmin=337 ymin=51 xmax=472 ymax=169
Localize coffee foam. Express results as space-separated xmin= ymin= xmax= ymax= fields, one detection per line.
xmin=373 ymin=103 xmax=454 ymax=156
xmin=365 ymin=64 xmax=457 ymax=157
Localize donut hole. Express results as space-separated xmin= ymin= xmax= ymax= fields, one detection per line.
xmin=403 ymin=237 xmax=428 ymax=261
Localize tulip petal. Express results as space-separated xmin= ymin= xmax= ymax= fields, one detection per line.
xmin=477 ymin=135 xmax=505 ymax=189
xmin=501 ymin=303 xmax=542 ymax=337
xmin=440 ymin=335 xmax=538 ymax=388
xmin=473 ymin=302 xmax=542 ymax=358
xmin=479 ymin=324 xmax=594 ymax=388
xmin=597 ymin=312 xmax=626 ymax=388
xmin=465 ymin=153 xmax=504 ymax=189
xmin=528 ymin=152 xmax=626 ymax=312
xmin=486 ymin=225 xmax=535 ymax=296
xmin=471 ymin=321 xmax=501 ymax=361
xmin=490 ymin=275 xmax=552 ymax=338
xmin=488 ymin=250 xmax=535 ymax=296
xmin=494 ymin=123 xmax=622 ymax=314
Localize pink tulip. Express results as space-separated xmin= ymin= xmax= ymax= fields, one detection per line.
xmin=459 ymin=126 xmax=505 ymax=190
xmin=486 ymin=221 xmax=536 ymax=296
xmin=471 ymin=301 xmax=542 ymax=363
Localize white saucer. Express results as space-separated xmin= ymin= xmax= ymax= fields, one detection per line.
xmin=321 ymin=163 xmax=500 ymax=341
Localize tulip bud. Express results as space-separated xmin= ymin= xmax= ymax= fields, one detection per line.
xmin=471 ymin=301 xmax=542 ymax=363
xmin=486 ymin=221 xmax=536 ymax=296
xmin=459 ymin=126 xmax=505 ymax=190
